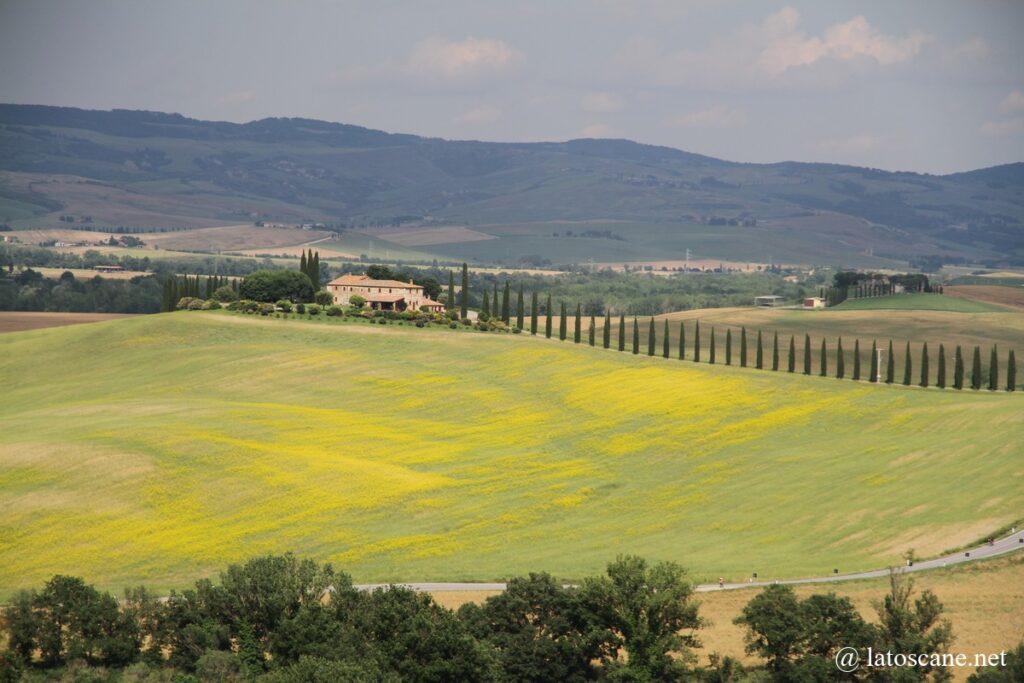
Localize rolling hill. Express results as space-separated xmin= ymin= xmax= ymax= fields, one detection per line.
xmin=1 ymin=104 xmax=1023 ymax=268
xmin=0 ymin=311 xmax=1020 ymax=596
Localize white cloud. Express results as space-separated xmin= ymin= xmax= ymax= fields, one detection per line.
xmin=407 ymin=37 xmax=522 ymax=81
xmin=948 ymin=38 xmax=992 ymax=64
xmin=999 ymin=90 xmax=1024 ymax=114
xmin=582 ymin=92 xmax=624 ymax=113
xmin=816 ymin=134 xmax=882 ymax=155
xmin=979 ymin=118 xmax=1024 ymax=137
xmin=454 ymin=104 xmax=501 ymax=124
xmin=668 ymin=105 xmax=746 ymax=129
xmin=757 ymin=10 xmax=931 ymax=76
xmin=577 ymin=123 xmax=617 ymax=138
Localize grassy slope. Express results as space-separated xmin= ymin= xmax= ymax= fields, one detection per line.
xmin=0 ymin=312 xmax=1021 ymax=596
xmin=832 ymin=293 xmax=1010 ymax=312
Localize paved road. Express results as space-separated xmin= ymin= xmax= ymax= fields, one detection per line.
xmin=354 ymin=529 xmax=1024 ymax=594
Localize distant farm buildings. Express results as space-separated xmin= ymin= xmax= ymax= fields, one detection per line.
xmin=327 ymin=273 xmax=445 ymax=312
xmin=754 ymin=295 xmax=785 ymax=307
xmin=803 ymin=296 xmax=826 ymax=309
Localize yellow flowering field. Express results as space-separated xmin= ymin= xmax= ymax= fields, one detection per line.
xmin=0 ymin=312 xmax=1021 ymax=596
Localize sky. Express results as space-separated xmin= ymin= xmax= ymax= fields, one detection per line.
xmin=1 ymin=0 xmax=1023 ymax=174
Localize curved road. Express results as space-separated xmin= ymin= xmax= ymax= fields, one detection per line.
xmin=354 ymin=529 xmax=1024 ymax=593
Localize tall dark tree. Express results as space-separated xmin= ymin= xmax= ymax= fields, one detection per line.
xmin=988 ymin=346 xmax=999 ymax=391
xmin=493 ymin=283 xmax=499 ymax=319
xmin=618 ymin=314 xmax=626 ymax=351
xmin=648 ymin=318 xmax=656 ymax=356
xmin=574 ymin=303 xmax=582 ymax=343
xmin=819 ymin=339 xmax=827 ymax=377
xmin=755 ymin=330 xmax=763 ymax=369
xmin=787 ymin=336 xmax=796 ymax=373
xmin=632 ymin=318 xmax=640 ymax=355
xmin=447 ymin=271 xmax=455 ymax=312
xmin=663 ymin=319 xmax=670 ymax=358
xmin=481 ymin=290 xmax=490 ymax=318
xmin=311 ymin=251 xmax=320 ymax=287
xmin=589 ymin=315 xmax=596 ymax=346
xmin=740 ymin=327 xmax=748 ymax=368
xmin=920 ymin=343 xmax=929 ymax=388
xmin=501 ymin=282 xmax=511 ymax=324
xmin=300 ymin=251 xmax=307 ymax=278
xmin=460 ymin=263 xmax=468 ymax=319
xmin=531 ymin=291 xmax=539 ymax=335
xmin=803 ymin=334 xmax=811 ymax=375
xmin=694 ymin=321 xmax=701 ymax=362
xmin=836 ymin=338 xmax=845 ymax=379
xmin=559 ymin=302 xmax=567 ymax=341
xmin=604 ymin=312 xmax=612 ymax=349
xmin=772 ymin=331 xmax=780 ymax=371
xmin=954 ymin=345 xmax=964 ymax=390
xmin=937 ymin=344 xmax=946 ymax=388
xmin=545 ymin=294 xmax=553 ymax=339
xmin=516 ymin=285 xmax=524 ymax=330
xmin=903 ymin=341 xmax=913 ymax=386
xmin=886 ymin=340 xmax=895 ymax=384
xmin=853 ymin=339 xmax=861 ymax=380
xmin=725 ymin=328 xmax=733 ymax=365
xmin=1008 ymin=349 xmax=1017 ymax=391
xmin=709 ymin=328 xmax=717 ymax=364
xmin=971 ymin=346 xmax=982 ymax=390
xmin=678 ymin=322 xmax=686 ymax=360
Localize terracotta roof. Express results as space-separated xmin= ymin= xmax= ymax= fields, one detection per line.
xmin=329 ymin=274 xmax=367 ymax=285
xmin=327 ymin=274 xmax=422 ymax=289
xmin=420 ymin=298 xmax=444 ymax=307
xmin=364 ymin=293 xmax=407 ymax=303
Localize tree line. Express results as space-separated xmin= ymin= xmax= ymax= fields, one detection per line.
xmin=3 ymin=553 xmax=1018 ymax=682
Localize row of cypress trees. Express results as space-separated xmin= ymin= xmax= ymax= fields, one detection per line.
xmin=298 ymin=250 xmax=321 ymax=288
xmin=161 ymin=274 xmax=236 ymax=311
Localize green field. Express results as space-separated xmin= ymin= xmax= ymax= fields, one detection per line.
xmin=832 ymin=293 xmax=1010 ymax=312
xmin=1 ymin=312 xmax=1021 ymax=597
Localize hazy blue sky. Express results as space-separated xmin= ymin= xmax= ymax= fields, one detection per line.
xmin=1 ymin=0 xmax=1022 ymax=173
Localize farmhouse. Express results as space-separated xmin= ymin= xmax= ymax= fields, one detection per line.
xmin=327 ymin=273 xmax=445 ymax=312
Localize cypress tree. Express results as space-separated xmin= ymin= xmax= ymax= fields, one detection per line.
xmin=885 ymin=340 xmax=895 ymax=384
xmin=531 ymin=291 xmax=538 ymax=335
xmin=853 ymin=339 xmax=861 ymax=380
xmin=920 ymin=343 xmax=929 ymax=388
xmin=755 ymin=330 xmax=763 ymax=369
xmin=694 ymin=321 xmax=701 ymax=362
xmin=447 ymin=271 xmax=455 ymax=312
xmin=460 ymin=263 xmax=469 ymax=319
xmin=663 ymin=319 xmax=670 ymax=358
xmin=740 ymin=327 xmax=748 ymax=367
xmin=618 ymin=314 xmax=626 ymax=351
xmin=632 ymin=318 xmax=640 ymax=355
xmin=819 ymin=339 xmax=827 ymax=377
xmin=678 ymin=322 xmax=686 ymax=360
xmin=574 ymin=303 xmax=582 ymax=343
xmin=493 ymin=283 xmax=499 ymax=319
xmin=836 ymin=338 xmax=845 ymax=379
xmin=589 ymin=315 xmax=596 ymax=346
xmin=647 ymin=318 xmax=656 ymax=356
xmin=603 ymin=312 xmax=611 ymax=349
xmin=311 ymin=251 xmax=320 ymax=287
xmin=1007 ymin=349 xmax=1017 ymax=391
xmin=481 ymin=290 xmax=490 ymax=318
xmin=902 ymin=341 xmax=912 ymax=386
xmin=869 ymin=340 xmax=879 ymax=382
xmin=937 ymin=344 xmax=946 ymax=388
xmin=559 ymin=302 xmax=567 ymax=341
xmin=516 ymin=286 xmax=524 ymax=330
xmin=787 ymin=336 xmax=795 ymax=373
xmin=709 ymin=328 xmax=717 ymax=364
xmin=971 ymin=346 xmax=982 ymax=390
xmin=953 ymin=345 xmax=964 ymax=390
xmin=300 ymin=251 xmax=307 ymax=278
xmin=803 ymin=334 xmax=812 ymax=375
xmin=988 ymin=346 xmax=998 ymax=391
xmin=502 ymin=282 xmax=511 ymax=324
xmin=545 ymin=294 xmax=553 ymax=338
xmin=772 ymin=331 xmax=779 ymax=371
xmin=725 ymin=328 xmax=732 ymax=365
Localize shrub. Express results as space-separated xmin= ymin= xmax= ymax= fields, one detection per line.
xmin=512 ymin=327 xmax=521 ymax=334
xmin=175 ymin=296 xmax=200 ymax=310
xmin=187 ymin=299 xmax=205 ymax=311
xmin=260 ymin=303 xmax=275 ymax=316
xmin=449 ymin=322 xmax=458 ymax=329
xmin=295 ymin=302 xmax=305 ymax=314
xmin=325 ymin=305 xmax=342 ymax=317
xmin=461 ymin=317 xmax=472 ymax=326
xmin=478 ymin=312 xmax=491 ymax=323
xmin=239 ymin=270 xmax=313 ymax=303
xmin=314 ymin=290 xmax=334 ymax=306
xmin=276 ymin=299 xmax=293 ymax=313
xmin=306 ymin=304 xmax=320 ymax=316
xmin=415 ymin=320 xmax=425 ymax=328
xmin=202 ymin=300 xmax=222 ymax=310
xmin=212 ymin=285 xmax=238 ymax=303
xmin=349 ymin=294 xmax=366 ymax=308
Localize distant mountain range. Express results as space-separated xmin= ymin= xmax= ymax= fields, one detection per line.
xmin=1 ymin=103 xmax=1022 ymax=267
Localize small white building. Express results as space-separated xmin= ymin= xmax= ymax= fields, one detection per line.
xmin=802 ymin=297 xmax=826 ymax=309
